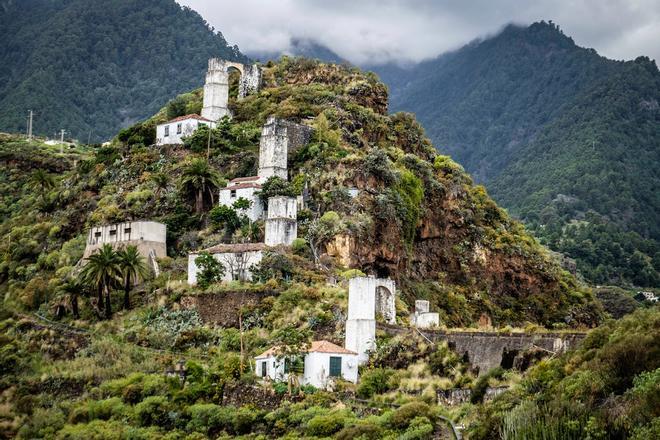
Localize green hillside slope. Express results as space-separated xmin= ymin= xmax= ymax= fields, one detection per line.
xmin=385 ymin=22 xmax=660 ymax=287
xmin=0 ymin=0 xmax=245 ymax=142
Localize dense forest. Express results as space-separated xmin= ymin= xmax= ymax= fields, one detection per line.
xmin=380 ymin=22 xmax=660 ymax=287
xmin=0 ymin=0 xmax=246 ymax=142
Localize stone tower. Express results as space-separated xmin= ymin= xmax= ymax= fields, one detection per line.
xmin=265 ymin=196 xmax=298 ymax=246
xmin=201 ymin=59 xmax=231 ymax=121
xmin=201 ymin=59 xmax=262 ymax=122
xmin=258 ymin=117 xmax=314 ymax=182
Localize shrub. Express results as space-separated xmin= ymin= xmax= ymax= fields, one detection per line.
xmin=233 ymin=406 xmax=264 ymax=435
xmin=400 ymin=416 xmax=435 ymax=440
xmin=306 ymin=411 xmax=349 ymax=437
xmin=357 ymin=368 xmax=398 ymax=398
xmin=471 ymin=367 xmax=504 ymax=403
xmin=390 ymin=402 xmax=430 ymax=430
xmin=194 ymin=252 xmax=225 ymax=288
xmin=186 ymin=403 xmax=234 ymax=436
xmin=134 ymin=396 xmax=171 ymax=427
xmin=335 ymin=423 xmax=382 ymax=440
xmin=208 ymin=205 xmax=241 ymax=234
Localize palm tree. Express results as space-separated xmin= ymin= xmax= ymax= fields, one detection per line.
xmin=150 ymin=172 xmax=170 ymax=197
xmin=116 ymin=245 xmax=149 ymax=310
xmin=58 ymin=278 xmax=84 ymax=318
xmin=179 ymin=158 xmax=223 ymax=214
xmin=30 ymin=169 xmax=55 ymax=193
xmin=81 ymin=244 xmax=121 ymax=319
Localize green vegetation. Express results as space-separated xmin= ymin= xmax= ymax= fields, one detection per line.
xmin=0 ymin=0 xmax=246 ymax=142
xmin=469 ymin=307 xmax=660 ymax=439
xmin=386 ymin=21 xmax=660 ymax=287
xmin=0 ymin=57 xmax=645 ymax=439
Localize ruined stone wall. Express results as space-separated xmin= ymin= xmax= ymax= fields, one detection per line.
xmin=238 ymin=64 xmax=262 ymax=98
xmin=437 ymin=386 xmax=508 ymax=406
xmin=378 ymin=323 xmax=586 ymax=375
xmin=258 ymin=117 xmax=314 ymax=181
xmin=264 ymin=196 xmax=297 ymax=246
xmin=180 ymin=291 xmax=275 ymax=327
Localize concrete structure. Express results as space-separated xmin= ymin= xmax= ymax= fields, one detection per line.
xmin=265 ymin=196 xmax=297 ymax=246
xmin=345 ymin=276 xmax=397 ymax=364
xmin=187 ymin=243 xmax=266 ymax=285
xmin=255 ymin=340 xmax=359 ymax=389
xmin=410 ymin=300 xmax=440 ymax=328
xmin=258 ymin=117 xmax=314 ymax=182
xmin=84 ymin=221 xmax=166 ymax=275
xmin=155 ymin=114 xmax=215 ymax=146
xmin=218 ymin=176 xmax=264 ymax=222
xmin=201 ymin=58 xmax=261 ymax=122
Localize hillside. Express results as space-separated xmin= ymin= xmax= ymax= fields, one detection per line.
xmin=3 ymin=56 xmax=656 ymax=440
xmin=383 ymin=21 xmax=660 ymax=287
xmin=0 ymin=0 xmax=246 ymax=142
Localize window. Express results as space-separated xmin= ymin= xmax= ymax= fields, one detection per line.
xmin=109 ymin=230 xmax=117 ymax=236
xmin=94 ymin=231 xmax=102 ymax=238
xmin=124 ymin=228 xmax=131 ymax=234
xmin=176 ymin=123 xmax=182 ymax=134
xmin=261 ymin=361 xmax=267 ymax=377
xmin=164 ymin=125 xmax=169 ymax=137
xmin=230 ymin=189 xmax=237 ymax=198
xmin=329 ymin=356 xmax=342 ymax=377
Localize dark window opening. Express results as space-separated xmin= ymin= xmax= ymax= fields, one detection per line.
xmin=94 ymin=232 xmax=102 ymax=238
xmin=124 ymin=228 xmax=131 ymax=234
xmin=176 ymin=123 xmax=182 ymax=134
xmin=329 ymin=356 xmax=342 ymax=377
xmin=500 ymin=349 xmax=519 ymax=370
xmin=164 ymin=126 xmax=169 ymax=137
xmin=230 ymin=189 xmax=237 ymax=198
xmin=261 ymin=361 xmax=267 ymax=377
xmin=109 ymin=230 xmax=117 ymax=236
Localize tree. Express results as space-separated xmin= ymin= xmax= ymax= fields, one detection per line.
xmin=80 ymin=244 xmax=121 ymax=319
xmin=150 ymin=172 xmax=170 ymax=197
xmin=179 ymin=158 xmax=223 ymax=214
xmin=195 ymin=252 xmax=225 ymax=288
xmin=208 ymin=205 xmax=241 ymax=235
xmin=272 ymin=325 xmax=312 ymax=394
xmin=29 ymin=169 xmax=55 ymax=198
xmin=116 ymin=245 xmax=149 ymax=310
xmin=306 ymin=211 xmax=342 ymax=267
xmin=57 ymin=277 xmax=84 ymax=319
xmin=257 ymin=176 xmax=296 ymax=203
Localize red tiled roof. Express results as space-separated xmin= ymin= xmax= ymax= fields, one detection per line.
xmin=221 ymin=183 xmax=261 ymax=190
xmin=230 ymin=176 xmax=260 ymax=183
xmin=255 ymin=340 xmax=357 ymax=359
xmin=166 ymin=114 xmax=213 ymax=123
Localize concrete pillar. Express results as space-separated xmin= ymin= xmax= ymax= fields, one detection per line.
xmin=265 ymin=196 xmax=297 ymax=246
xmin=201 ymin=59 xmax=230 ymax=121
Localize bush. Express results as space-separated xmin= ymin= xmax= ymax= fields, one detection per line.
xmin=335 ymin=423 xmax=382 ymax=440
xmin=134 ymin=396 xmax=171 ymax=427
xmin=471 ymin=367 xmax=504 ymax=403
xmin=357 ymin=368 xmax=398 ymax=398
xmin=194 ymin=252 xmax=225 ymax=288
xmin=186 ymin=404 xmax=234 ymax=436
xmin=306 ymin=411 xmax=349 ymax=437
xmin=390 ymin=402 xmax=430 ymax=430
xmin=400 ymin=416 xmax=435 ymax=440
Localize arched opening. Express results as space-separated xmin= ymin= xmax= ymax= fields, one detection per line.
xmin=226 ymin=65 xmax=243 ymax=100
xmin=500 ymin=348 xmax=519 ymax=370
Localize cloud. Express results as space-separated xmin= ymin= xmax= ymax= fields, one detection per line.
xmin=178 ymin=0 xmax=660 ymax=65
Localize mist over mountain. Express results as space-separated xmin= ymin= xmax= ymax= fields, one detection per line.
xmin=0 ymin=0 xmax=246 ymax=142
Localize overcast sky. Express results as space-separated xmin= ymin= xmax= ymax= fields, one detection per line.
xmin=177 ymin=0 xmax=660 ymax=65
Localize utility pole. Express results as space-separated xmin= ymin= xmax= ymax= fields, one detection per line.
xmin=27 ymin=110 xmax=33 ymax=140
xmin=60 ymin=129 xmax=66 ymax=153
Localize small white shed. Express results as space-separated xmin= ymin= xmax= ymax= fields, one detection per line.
xmin=218 ymin=176 xmax=264 ymax=222
xmin=255 ymin=340 xmax=359 ymax=389
xmin=156 ymin=114 xmax=216 ymax=146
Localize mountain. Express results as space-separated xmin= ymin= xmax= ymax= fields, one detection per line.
xmin=383 ymin=22 xmax=660 ymax=287
xmin=247 ymin=38 xmax=348 ymax=65
xmin=0 ymin=0 xmax=246 ymax=142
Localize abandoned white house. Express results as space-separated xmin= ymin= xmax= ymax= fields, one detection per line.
xmin=83 ymin=221 xmax=167 ymax=275
xmin=254 ymin=340 xmax=359 ymax=388
xmin=155 ymin=114 xmax=215 ymax=146
xmin=345 ymin=276 xmax=397 ymax=364
xmin=187 ymin=243 xmax=265 ymax=284
xmin=218 ymin=176 xmax=264 ymax=222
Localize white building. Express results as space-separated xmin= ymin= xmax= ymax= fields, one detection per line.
xmin=155 ymin=114 xmax=215 ymax=146
xmin=84 ymin=221 xmax=167 ymax=275
xmin=187 ymin=243 xmax=266 ymax=284
xmin=218 ymin=176 xmax=264 ymax=222
xmin=410 ymin=300 xmax=440 ymax=328
xmin=255 ymin=340 xmax=359 ymax=389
